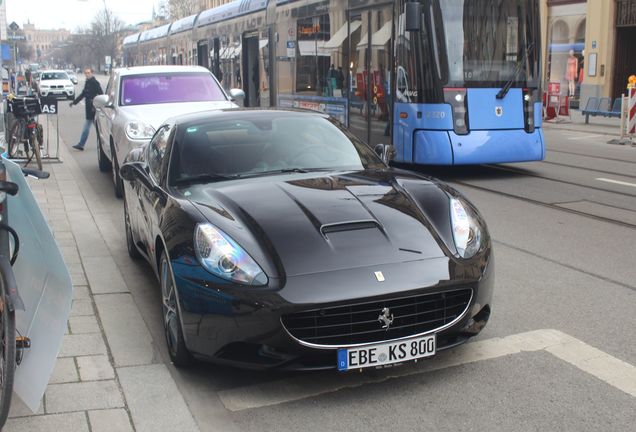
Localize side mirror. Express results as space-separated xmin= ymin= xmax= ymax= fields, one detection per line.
xmin=229 ymin=88 xmax=245 ymax=102
xmin=405 ymin=2 xmax=423 ymax=32
xmin=374 ymin=144 xmax=395 ymax=163
xmin=120 ymin=162 xmax=152 ymax=189
xmin=93 ymin=94 xmax=112 ymax=109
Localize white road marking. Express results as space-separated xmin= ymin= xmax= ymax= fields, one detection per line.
xmin=218 ymin=329 xmax=636 ymax=411
xmin=596 ymin=178 xmax=636 ymax=188
xmin=567 ymin=134 xmax=603 ymax=141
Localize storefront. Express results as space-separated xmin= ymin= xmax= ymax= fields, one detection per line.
xmin=545 ymin=0 xmax=587 ymax=107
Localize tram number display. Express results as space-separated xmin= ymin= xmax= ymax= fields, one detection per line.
xmin=337 ymin=334 xmax=436 ymax=371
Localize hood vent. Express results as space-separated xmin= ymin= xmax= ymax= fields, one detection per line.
xmin=320 ymin=220 xmax=382 ymax=235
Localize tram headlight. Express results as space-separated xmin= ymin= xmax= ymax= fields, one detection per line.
xmin=450 ymin=198 xmax=482 ymax=259
xmin=444 ymin=88 xmax=469 ymax=135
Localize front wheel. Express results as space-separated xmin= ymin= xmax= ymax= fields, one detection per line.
xmin=111 ymin=143 xmax=123 ymax=198
xmin=0 ymin=275 xmax=17 ymax=427
xmin=159 ymin=252 xmax=192 ymax=367
xmin=124 ymin=200 xmax=141 ymax=260
xmin=96 ymin=128 xmax=111 ymax=172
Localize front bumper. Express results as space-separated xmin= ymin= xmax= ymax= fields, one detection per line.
xmin=40 ymin=89 xmax=74 ymax=99
xmin=175 ymin=255 xmax=494 ymax=370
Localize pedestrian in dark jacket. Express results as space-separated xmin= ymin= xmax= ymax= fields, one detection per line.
xmin=69 ymin=68 xmax=103 ymax=150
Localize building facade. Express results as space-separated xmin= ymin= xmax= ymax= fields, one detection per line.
xmin=542 ymin=0 xmax=636 ymax=106
xmin=22 ymin=22 xmax=70 ymax=62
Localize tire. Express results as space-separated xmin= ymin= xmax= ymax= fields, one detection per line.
xmin=159 ymin=251 xmax=192 ymax=367
xmin=0 ymin=277 xmax=17 ymax=427
xmin=36 ymin=123 xmax=44 ymax=149
xmin=124 ymin=200 xmax=141 ymax=260
xmin=28 ymin=136 xmax=43 ymax=171
xmin=110 ymin=142 xmax=123 ymax=198
xmin=96 ymin=128 xmax=111 ymax=172
xmin=7 ymin=120 xmax=24 ymax=159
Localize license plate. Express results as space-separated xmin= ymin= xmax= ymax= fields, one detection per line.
xmin=337 ymin=334 xmax=436 ymax=371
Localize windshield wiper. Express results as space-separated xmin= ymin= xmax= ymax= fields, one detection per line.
xmin=174 ymin=173 xmax=238 ymax=185
xmin=496 ymin=42 xmax=534 ymax=100
xmin=238 ymin=168 xmax=312 ymax=178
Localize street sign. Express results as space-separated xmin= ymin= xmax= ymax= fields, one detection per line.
xmin=40 ymin=98 xmax=58 ymax=115
xmin=8 ymin=35 xmax=26 ymax=41
xmin=9 ymin=22 xmax=19 ymax=31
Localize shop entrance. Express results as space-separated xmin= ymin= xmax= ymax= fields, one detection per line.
xmin=612 ymin=26 xmax=636 ymax=98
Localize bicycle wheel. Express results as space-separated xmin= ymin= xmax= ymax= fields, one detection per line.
xmin=28 ymin=135 xmax=43 ymax=171
xmin=0 ymin=274 xmax=16 ymax=427
xmin=7 ymin=120 xmax=24 ymax=159
xmin=36 ymin=123 xmax=44 ymax=149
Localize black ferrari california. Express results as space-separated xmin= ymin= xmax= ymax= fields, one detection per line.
xmin=120 ymin=109 xmax=493 ymax=370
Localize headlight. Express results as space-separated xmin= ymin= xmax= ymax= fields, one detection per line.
xmin=194 ymin=223 xmax=268 ymax=286
xmin=40 ymin=85 xmax=49 ymax=89
xmin=125 ymin=121 xmax=155 ymax=140
xmin=450 ymin=198 xmax=482 ymax=259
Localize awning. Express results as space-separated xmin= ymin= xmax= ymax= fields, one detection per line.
xmin=323 ymin=21 xmax=362 ymax=50
xmin=357 ymin=21 xmax=392 ymax=49
xmin=221 ymin=46 xmax=241 ymax=59
xmin=298 ymin=40 xmax=329 ymax=56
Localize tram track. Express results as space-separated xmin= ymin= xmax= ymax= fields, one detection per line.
xmin=412 ymin=164 xmax=636 ymax=230
xmin=481 ymin=164 xmax=636 ymax=198
xmin=546 ymin=149 xmax=636 ymax=165
xmin=449 ymin=178 xmax=636 ymax=230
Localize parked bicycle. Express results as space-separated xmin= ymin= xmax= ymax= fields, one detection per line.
xmin=6 ymin=95 xmax=44 ymax=171
xmin=0 ymin=159 xmax=48 ymax=427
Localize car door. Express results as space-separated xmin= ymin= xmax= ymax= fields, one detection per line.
xmin=96 ymin=72 xmax=117 ymax=160
xmin=138 ymin=125 xmax=172 ymax=256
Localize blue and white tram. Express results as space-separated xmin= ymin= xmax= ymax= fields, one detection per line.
xmin=122 ymin=0 xmax=544 ymax=165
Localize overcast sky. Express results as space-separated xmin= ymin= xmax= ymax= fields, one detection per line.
xmin=6 ymin=0 xmax=158 ymax=31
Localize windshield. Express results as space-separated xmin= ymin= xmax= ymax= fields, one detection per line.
xmin=120 ymin=72 xmax=226 ymax=106
xmin=170 ymin=113 xmax=383 ymax=184
xmin=41 ymin=72 xmax=69 ymax=80
xmin=438 ymin=0 xmax=539 ymax=88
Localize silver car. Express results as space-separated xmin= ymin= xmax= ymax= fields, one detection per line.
xmin=93 ymin=65 xmax=243 ymax=197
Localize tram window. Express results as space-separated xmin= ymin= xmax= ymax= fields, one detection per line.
xmin=295 ymin=14 xmax=330 ymax=94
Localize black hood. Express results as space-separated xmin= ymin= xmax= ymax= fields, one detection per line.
xmin=185 ymin=170 xmax=452 ymax=278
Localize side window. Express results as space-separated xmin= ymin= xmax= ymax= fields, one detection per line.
xmin=148 ymin=125 xmax=171 ymax=180
xmin=106 ymin=75 xmax=116 ymax=102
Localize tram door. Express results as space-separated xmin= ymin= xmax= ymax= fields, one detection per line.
xmin=197 ymin=41 xmax=209 ymax=69
xmin=348 ymin=6 xmax=393 ymax=147
xmin=212 ymin=37 xmax=222 ymax=83
xmin=242 ymin=34 xmax=260 ymax=107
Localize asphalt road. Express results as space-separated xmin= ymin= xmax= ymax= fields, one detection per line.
xmin=56 ymin=81 xmax=636 ymax=431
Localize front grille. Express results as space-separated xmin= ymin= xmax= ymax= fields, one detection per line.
xmin=281 ymin=288 xmax=473 ymax=347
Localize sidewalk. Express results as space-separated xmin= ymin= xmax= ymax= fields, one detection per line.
xmin=5 ymin=129 xmax=200 ymax=431
xmin=542 ymin=108 xmax=625 ymax=137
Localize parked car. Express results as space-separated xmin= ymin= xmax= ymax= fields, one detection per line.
xmin=65 ymin=70 xmax=78 ymax=85
xmin=119 ymin=109 xmax=494 ymax=369
xmin=37 ymin=70 xmax=75 ymax=100
xmin=93 ymin=65 xmax=244 ymax=198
